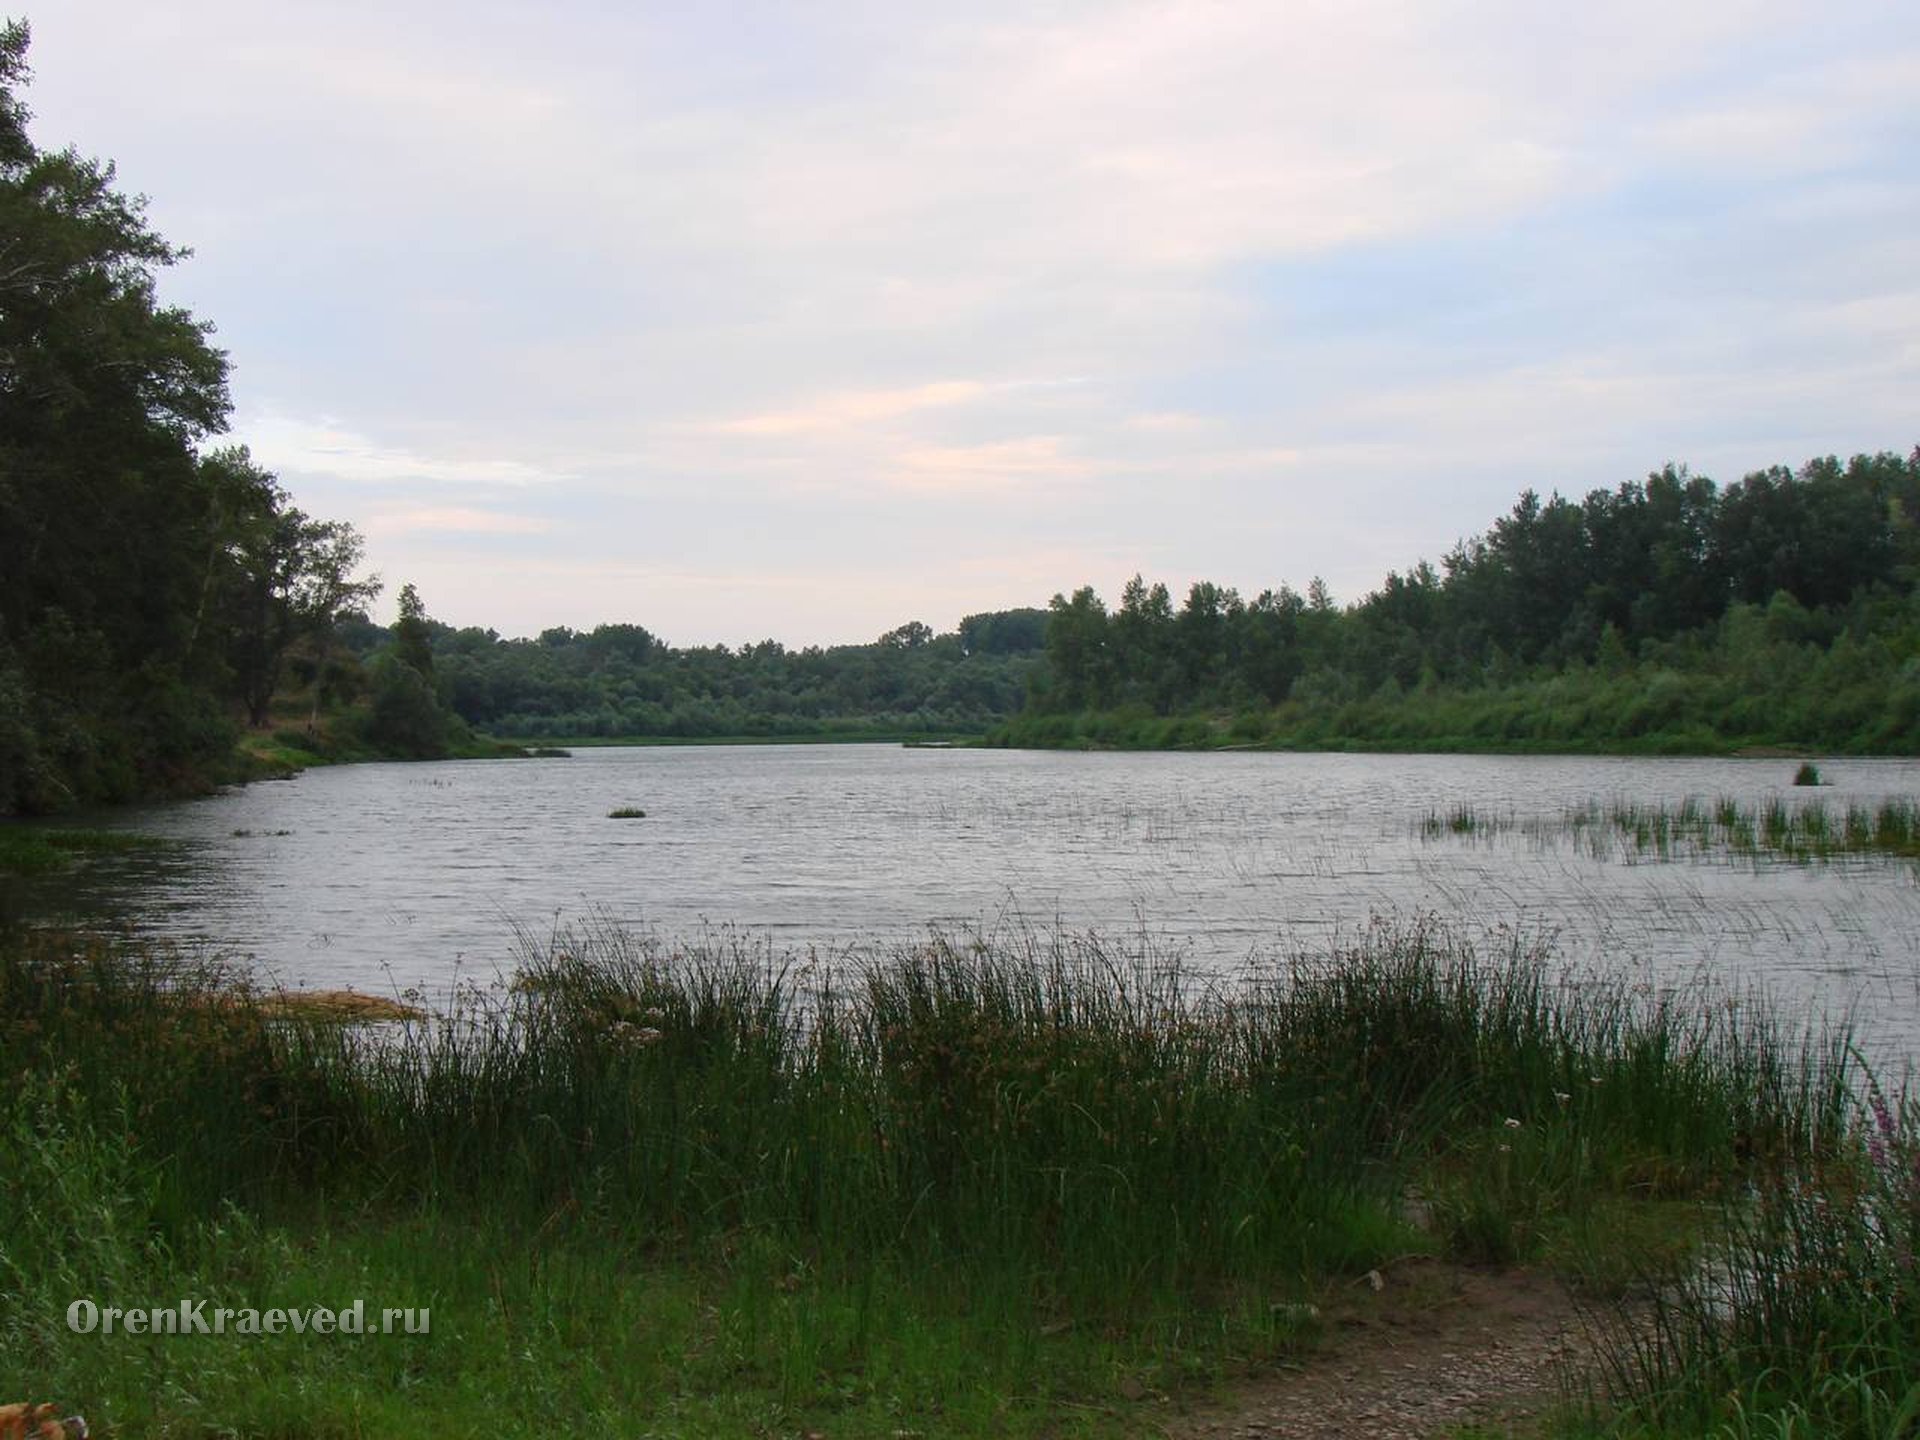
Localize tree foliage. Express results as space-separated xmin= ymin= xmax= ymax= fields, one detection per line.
xmin=0 ymin=24 xmax=374 ymax=811
xmin=1017 ymin=449 xmax=1920 ymax=752
xmin=366 ymin=609 xmax=1047 ymax=742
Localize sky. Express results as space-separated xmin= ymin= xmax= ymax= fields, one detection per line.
xmin=21 ymin=1 xmax=1920 ymax=646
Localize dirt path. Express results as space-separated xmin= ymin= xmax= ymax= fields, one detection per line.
xmin=1165 ymin=1259 xmax=1604 ymax=1439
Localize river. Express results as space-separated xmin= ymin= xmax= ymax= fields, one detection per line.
xmin=21 ymin=745 xmax=1920 ymax=1062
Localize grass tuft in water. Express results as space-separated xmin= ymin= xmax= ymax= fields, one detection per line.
xmin=1422 ymin=794 xmax=1920 ymax=866
xmin=1418 ymin=804 xmax=1514 ymax=839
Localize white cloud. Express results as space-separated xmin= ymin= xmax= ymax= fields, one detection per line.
xmin=20 ymin=0 xmax=1920 ymax=642
xmin=889 ymin=436 xmax=1094 ymax=491
xmin=709 ymin=381 xmax=988 ymax=436
xmin=1124 ymin=412 xmax=1211 ymax=433
xmin=238 ymin=414 xmax=565 ymax=489
xmin=364 ymin=507 xmax=554 ymax=537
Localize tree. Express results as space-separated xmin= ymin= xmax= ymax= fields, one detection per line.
xmin=363 ymin=656 xmax=448 ymax=759
xmin=361 ymin=583 xmax=459 ymax=759
xmin=957 ymin=608 xmax=1048 ymax=657
xmin=879 ymin=620 xmax=933 ymax=649
xmin=1113 ymin=575 xmax=1176 ymax=708
xmin=198 ymin=447 xmax=379 ymax=727
xmin=1043 ymin=587 xmax=1113 ymax=710
xmin=0 ymin=21 xmax=232 ymax=807
xmin=393 ymin=583 xmax=435 ymax=679
xmin=0 ymin=25 xmax=377 ymax=808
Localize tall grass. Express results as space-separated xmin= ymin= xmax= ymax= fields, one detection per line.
xmin=1593 ymin=1074 xmax=1920 ymax=1439
xmin=1571 ymin=796 xmax=1920 ymax=864
xmin=1418 ymin=795 xmax=1920 ymax=867
xmin=0 ymin=919 xmax=1880 ymax=1434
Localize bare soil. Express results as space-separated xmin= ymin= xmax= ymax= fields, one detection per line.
xmin=1164 ymin=1258 xmax=1607 ymax=1439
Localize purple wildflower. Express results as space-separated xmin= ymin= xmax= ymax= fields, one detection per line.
xmin=1868 ymin=1087 xmax=1897 ymax=1174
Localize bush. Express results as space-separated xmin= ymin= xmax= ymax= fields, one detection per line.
xmin=360 ymin=656 xmax=450 ymax=759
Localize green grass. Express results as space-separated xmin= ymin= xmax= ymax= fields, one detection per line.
xmin=1417 ymin=794 xmax=1920 ymax=866
xmin=0 ymin=826 xmax=167 ymax=873
xmin=1585 ymin=1074 xmax=1920 ymax=1439
xmin=512 ymin=728 xmax=987 ymax=749
xmin=1563 ymin=794 xmax=1920 ymax=864
xmin=0 ymin=920 xmax=1890 ymax=1436
xmin=1419 ymin=803 xmax=1515 ymax=839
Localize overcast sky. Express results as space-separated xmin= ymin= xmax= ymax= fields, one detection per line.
xmin=22 ymin=1 xmax=1920 ymax=645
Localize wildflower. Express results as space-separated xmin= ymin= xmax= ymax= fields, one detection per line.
xmin=1554 ymin=1091 xmax=1571 ymax=1106
xmin=1871 ymin=1089 xmax=1894 ymax=1134
xmin=1504 ymin=1117 xmax=1522 ymax=1129
xmin=1866 ymin=1086 xmax=1899 ymax=1173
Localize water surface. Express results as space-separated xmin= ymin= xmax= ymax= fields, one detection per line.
xmin=34 ymin=746 xmax=1920 ymax=1060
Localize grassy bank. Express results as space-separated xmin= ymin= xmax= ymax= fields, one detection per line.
xmin=987 ymin=650 xmax=1920 ymax=756
xmin=510 ymin=728 xmax=986 ymax=748
xmin=0 ymin=921 xmax=1906 ymax=1436
xmin=233 ymin=724 xmax=985 ymax=788
xmin=0 ymin=828 xmax=168 ymax=876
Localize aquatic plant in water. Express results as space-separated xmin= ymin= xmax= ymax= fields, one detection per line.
xmin=1421 ymin=794 xmax=1920 ymax=867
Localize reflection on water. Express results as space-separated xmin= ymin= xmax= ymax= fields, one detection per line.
xmin=25 ymin=745 xmax=1920 ymax=1062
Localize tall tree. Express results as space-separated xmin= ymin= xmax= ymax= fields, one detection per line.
xmin=392 ymin=583 xmax=435 ymax=679
xmin=0 ymin=25 xmax=375 ymax=807
xmin=196 ymin=447 xmax=379 ymax=728
xmin=0 ymin=21 xmax=231 ymax=807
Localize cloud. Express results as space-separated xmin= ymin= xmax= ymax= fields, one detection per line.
xmin=710 ymin=380 xmax=988 ymax=436
xmin=888 ymin=436 xmax=1094 ymax=491
xmin=1124 ymin=412 xmax=1211 ymax=433
xmin=238 ymin=414 xmax=564 ymax=488
xmin=21 ymin=0 xmax=1920 ymax=644
xmin=1639 ymin=49 xmax=1920 ymax=173
xmin=364 ymin=507 xmax=554 ymax=537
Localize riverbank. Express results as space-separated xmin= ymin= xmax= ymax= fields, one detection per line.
xmin=227 ymin=725 xmax=987 ymax=789
xmin=514 ymin=727 xmax=985 ymax=749
xmin=986 ymin=651 xmax=1920 ymax=757
xmin=3 ymin=919 xmax=1907 ymax=1437
xmin=986 ymin=710 xmax=1834 ymax=758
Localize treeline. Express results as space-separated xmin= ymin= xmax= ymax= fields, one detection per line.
xmin=1002 ymin=449 xmax=1920 ymax=753
xmin=369 ymin=609 xmax=1048 ymax=741
xmin=0 ymin=24 xmax=391 ymax=812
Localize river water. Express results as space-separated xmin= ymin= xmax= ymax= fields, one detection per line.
xmin=20 ymin=745 xmax=1920 ymax=1063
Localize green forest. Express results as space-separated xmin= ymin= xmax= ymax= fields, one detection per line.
xmin=1000 ymin=448 xmax=1920 ymax=754
xmin=4 ymin=13 xmax=1919 ymax=819
xmin=392 ymin=606 xmax=1047 ymax=746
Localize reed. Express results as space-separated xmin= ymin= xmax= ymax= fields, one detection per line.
xmin=0 ymin=920 xmax=1879 ymax=1436
xmin=1593 ymin=1076 xmax=1920 ymax=1438
xmin=1423 ymin=795 xmax=1920 ymax=866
